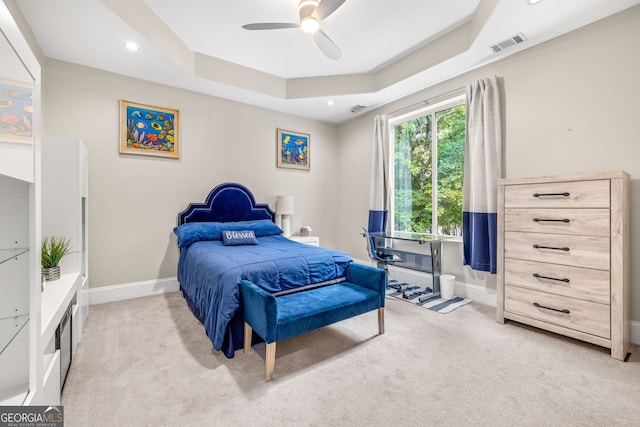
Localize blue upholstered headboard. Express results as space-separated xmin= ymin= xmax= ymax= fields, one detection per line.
xmin=177 ymin=183 xmax=276 ymax=225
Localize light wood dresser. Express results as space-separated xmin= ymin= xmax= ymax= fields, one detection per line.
xmin=496 ymin=171 xmax=630 ymax=360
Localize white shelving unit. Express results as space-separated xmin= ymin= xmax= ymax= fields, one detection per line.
xmin=41 ymin=273 xmax=81 ymax=346
xmin=0 ymin=0 xmax=89 ymax=406
xmin=41 ymin=136 xmax=89 ymax=403
xmin=1 ymin=4 xmax=89 ymax=406
xmin=0 ymin=0 xmax=41 ymax=402
xmin=0 ymin=154 xmax=35 ymax=406
xmin=0 ymin=146 xmax=35 ymax=403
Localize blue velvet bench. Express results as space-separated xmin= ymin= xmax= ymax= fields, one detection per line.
xmin=240 ymin=263 xmax=386 ymax=380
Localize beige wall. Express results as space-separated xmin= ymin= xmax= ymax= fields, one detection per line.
xmin=337 ymin=6 xmax=640 ymax=320
xmin=42 ymin=60 xmax=341 ymax=288
xmin=41 ymin=6 xmax=640 ymax=321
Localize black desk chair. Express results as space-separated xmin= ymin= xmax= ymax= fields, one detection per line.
xmin=362 ymin=228 xmax=404 ymax=291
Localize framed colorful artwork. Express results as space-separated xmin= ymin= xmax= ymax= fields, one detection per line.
xmin=0 ymin=79 xmax=33 ymax=143
xmin=277 ymin=128 xmax=310 ymax=170
xmin=120 ymin=100 xmax=179 ymax=158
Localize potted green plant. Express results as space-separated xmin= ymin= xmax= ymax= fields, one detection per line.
xmin=41 ymin=236 xmax=71 ymax=282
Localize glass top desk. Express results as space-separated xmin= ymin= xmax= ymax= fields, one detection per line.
xmin=369 ymin=231 xmax=447 ymax=297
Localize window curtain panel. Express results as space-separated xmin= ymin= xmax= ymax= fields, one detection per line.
xmin=368 ymin=114 xmax=391 ymax=232
xmin=463 ymin=76 xmax=502 ymax=273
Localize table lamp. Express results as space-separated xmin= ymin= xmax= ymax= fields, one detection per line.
xmin=276 ymin=195 xmax=295 ymax=237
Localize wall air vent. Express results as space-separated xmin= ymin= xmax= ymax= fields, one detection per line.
xmin=350 ymin=105 xmax=367 ymax=114
xmin=489 ymin=33 xmax=526 ymax=53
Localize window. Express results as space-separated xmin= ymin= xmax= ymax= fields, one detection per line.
xmin=390 ymin=96 xmax=466 ymax=237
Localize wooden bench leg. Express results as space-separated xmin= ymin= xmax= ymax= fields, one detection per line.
xmin=244 ymin=323 xmax=252 ymax=353
xmin=378 ymin=307 xmax=385 ymax=335
xmin=265 ymin=342 xmax=276 ymax=381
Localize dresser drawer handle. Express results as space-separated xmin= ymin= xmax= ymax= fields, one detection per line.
xmin=533 ymin=218 xmax=570 ymax=223
xmin=533 ymin=244 xmax=570 ymax=251
xmin=532 ymin=192 xmax=570 ymax=198
xmin=532 ymin=273 xmax=570 ymax=283
xmin=533 ymin=302 xmax=570 ymax=314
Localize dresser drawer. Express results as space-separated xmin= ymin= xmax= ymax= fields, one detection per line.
xmin=504 ymin=258 xmax=610 ymax=304
xmin=504 ymin=180 xmax=610 ymax=208
xmin=505 ymin=285 xmax=610 ymax=339
xmin=504 ymin=208 xmax=610 ymax=236
xmin=504 ymin=231 xmax=610 ymax=270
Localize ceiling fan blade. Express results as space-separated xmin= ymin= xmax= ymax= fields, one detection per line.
xmin=242 ymin=23 xmax=299 ymax=30
xmin=315 ymin=0 xmax=346 ymax=21
xmin=313 ymin=29 xmax=341 ymax=60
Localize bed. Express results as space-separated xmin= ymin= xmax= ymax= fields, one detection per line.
xmin=174 ymin=183 xmax=353 ymax=358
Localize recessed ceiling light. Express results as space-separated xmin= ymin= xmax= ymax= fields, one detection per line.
xmin=327 ymin=100 xmax=334 ymax=106
xmin=528 ymin=0 xmax=543 ymax=5
xmin=126 ymin=42 xmax=139 ymax=51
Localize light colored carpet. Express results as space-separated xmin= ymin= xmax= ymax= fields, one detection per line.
xmin=62 ymin=292 xmax=640 ymax=426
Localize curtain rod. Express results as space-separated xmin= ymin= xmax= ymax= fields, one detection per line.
xmin=388 ymin=87 xmax=465 ymax=118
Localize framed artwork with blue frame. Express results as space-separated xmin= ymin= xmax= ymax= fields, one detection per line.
xmin=120 ymin=100 xmax=179 ymax=158
xmin=277 ymin=128 xmax=310 ymax=170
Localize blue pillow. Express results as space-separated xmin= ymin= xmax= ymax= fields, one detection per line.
xmin=173 ymin=219 xmax=282 ymax=248
xmin=221 ymin=230 xmax=259 ymax=246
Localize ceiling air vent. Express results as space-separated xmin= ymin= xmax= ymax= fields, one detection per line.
xmin=489 ymin=33 xmax=526 ymax=53
xmin=350 ymin=105 xmax=367 ymax=114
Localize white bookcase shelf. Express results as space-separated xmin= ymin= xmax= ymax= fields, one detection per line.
xmin=41 ymin=272 xmax=81 ymax=344
xmin=0 ymin=248 xmax=28 ymax=265
xmin=0 ymin=0 xmax=41 ymax=405
xmin=0 ymin=314 xmax=28 ymax=356
xmin=0 ymin=176 xmax=32 ymax=405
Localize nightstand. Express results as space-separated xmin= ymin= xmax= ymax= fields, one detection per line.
xmin=289 ymin=236 xmax=320 ymax=246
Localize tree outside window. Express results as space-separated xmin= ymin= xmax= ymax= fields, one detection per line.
xmin=391 ymin=99 xmax=465 ymax=237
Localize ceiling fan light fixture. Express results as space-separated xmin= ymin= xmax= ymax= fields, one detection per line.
xmin=242 ymin=0 xmax=343 ymax=59
xmin=300 ymin=16 xmax=320 ymax=34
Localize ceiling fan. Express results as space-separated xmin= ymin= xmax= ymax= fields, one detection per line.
xmin=241 ymin=0 xmax=346 ymax=60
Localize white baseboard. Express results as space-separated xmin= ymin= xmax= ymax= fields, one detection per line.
xmin=88 ymin=277 xmax=179 ymax=305
xmin=87 ymin=267 xmax=640 ymax=346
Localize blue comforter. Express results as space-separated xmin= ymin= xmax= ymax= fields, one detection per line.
xmin=177 ymin=235 xmax=352 ymax=357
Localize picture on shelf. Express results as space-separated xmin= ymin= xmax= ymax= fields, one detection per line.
xmin=277 ymin=128 xmax=310 ymax=170
xmin=120 ymin=100 xmax=179 ymax=158
xmin=0 ymin=79 xmax=33 ymax=143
